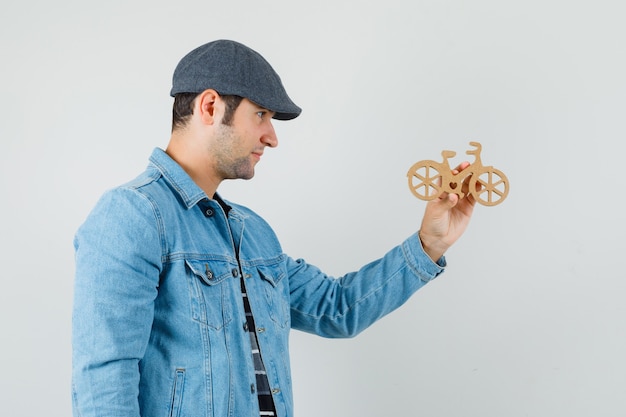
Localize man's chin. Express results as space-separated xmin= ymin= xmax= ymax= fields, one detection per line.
xmin=229 ymin=171 xmax=255 ymax=181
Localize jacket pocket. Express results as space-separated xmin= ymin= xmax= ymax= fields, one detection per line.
xmin=257 ymin=263 xmax=290 ymax=328
xmin=185 ymin=259 xmax=236 ymax=330
xmin=168 ymin=368 xmax=185 ymax=417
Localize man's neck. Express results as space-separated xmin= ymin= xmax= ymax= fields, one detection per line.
xmin=165 ymin=134 xmax=221 ymax=198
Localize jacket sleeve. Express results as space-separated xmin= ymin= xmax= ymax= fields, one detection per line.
xmin=287 ymin=233 xmax=445 ymax=338
xmin=72 ymin=188 xmax=162 ymax=417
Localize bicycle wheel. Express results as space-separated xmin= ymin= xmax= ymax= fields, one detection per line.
xmin=406 ymin=161 xmax=444 ymax=201
xmin=469 ymin=167 xmax=509 ymax=206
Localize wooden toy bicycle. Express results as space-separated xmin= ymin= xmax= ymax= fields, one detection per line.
xmin=406 ymin=142 xmax=509 ymax=206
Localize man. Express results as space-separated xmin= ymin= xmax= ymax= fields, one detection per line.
xmin=72 ymin=39 xmax=476 ymax=417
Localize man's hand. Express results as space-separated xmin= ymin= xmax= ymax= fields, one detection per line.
xmin=418 ymin=161 xmax=477 ymax=262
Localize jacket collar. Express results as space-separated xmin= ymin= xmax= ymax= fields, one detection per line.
xmin=149 ymin=147 xmax=208 ymax=209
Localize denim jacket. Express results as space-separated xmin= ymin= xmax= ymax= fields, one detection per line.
xmin=72 ymin=148 xmax=445 ymax=417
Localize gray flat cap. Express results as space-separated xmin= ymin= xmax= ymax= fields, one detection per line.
xmin=170 ymin=39 xmax=302 ymax=120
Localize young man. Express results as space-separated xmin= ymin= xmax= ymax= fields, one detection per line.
xmin=72 ymin=39 xmax=476 ymax=417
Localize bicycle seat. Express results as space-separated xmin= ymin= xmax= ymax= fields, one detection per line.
xmin=441 ymin=150 xmax=456 ymax=159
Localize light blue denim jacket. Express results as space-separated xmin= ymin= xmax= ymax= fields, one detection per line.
xmin=72 ymin=148 xmax=445 ymax=417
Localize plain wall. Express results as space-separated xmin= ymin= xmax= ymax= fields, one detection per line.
xmin=1 ymin=0 xmax=625 ymax=416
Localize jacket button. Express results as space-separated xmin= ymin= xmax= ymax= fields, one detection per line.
xmin=204 ymin=208 xmax=214 ymax=217
xmin=231 ymin=268 xmax=239 ymax=277
xmin=250 ymin=384 xmax=256 ymax=393
xmin=271 ymin=388 xmax=280 ymax=394
xmin=257 ymin=327 xmax=265 ymax=333
xmin=204 ymin=264 xmax=214 ymax=281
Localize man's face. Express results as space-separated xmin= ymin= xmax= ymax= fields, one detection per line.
xmin=210 ymin=98 xmax=277 ymax=181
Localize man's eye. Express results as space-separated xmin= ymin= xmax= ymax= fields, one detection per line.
xmin=256 ymin=111 xmax=265 ymax=119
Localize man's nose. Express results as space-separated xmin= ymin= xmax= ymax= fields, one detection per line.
xmin=261 ymin=123 xmax=278 ymax=148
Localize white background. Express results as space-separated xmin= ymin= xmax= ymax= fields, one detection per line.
xmin=1 ymin=0 xmax=625 ymax=416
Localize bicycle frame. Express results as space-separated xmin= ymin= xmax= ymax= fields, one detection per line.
xmin=406 ymin=142 xmax=509 ymax=206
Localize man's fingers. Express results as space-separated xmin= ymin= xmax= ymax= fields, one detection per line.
xmin=453 ymin=161 xmax=471 ymax=172
xmin=437 ymin=191 xmax=459 ymax=207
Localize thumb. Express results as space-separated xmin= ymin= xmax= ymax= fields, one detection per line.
xmin=424 ymin=193 xmax=457 ymax=223
xmin=440 ymin=192 xmax=459 ymax=209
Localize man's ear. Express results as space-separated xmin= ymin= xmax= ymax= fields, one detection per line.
xmin=196 ymin=89 xmax=222 ymax=125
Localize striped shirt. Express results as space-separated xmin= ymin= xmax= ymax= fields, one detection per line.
xmin=216 ymin=195 xmax=277 ymax=417
xmin=241 ymin=275 xmax=277 ymax=417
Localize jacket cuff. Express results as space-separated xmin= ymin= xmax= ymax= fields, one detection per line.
xmin=401 ymin=233 xmax=446 ymax=282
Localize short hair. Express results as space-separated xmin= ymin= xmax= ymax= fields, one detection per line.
xmin=171 ymin=93 xmax=244 ymax=132
xmin=220 ymin=95 xmax=244 ymax=126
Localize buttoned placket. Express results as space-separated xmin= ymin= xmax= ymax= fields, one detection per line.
xmin=199 ymin=198 xmax=280 ymax=411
